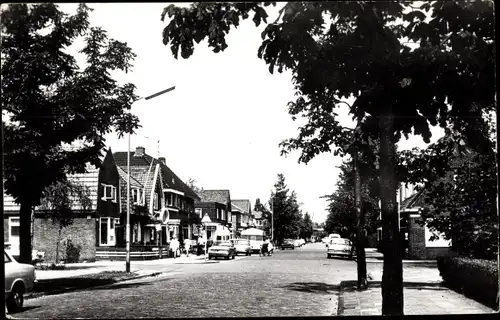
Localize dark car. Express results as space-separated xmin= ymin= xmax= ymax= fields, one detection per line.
xmin=281 ymin=239 xmax=295 ymax=250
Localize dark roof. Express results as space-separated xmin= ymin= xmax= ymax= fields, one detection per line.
xmin=232 ymin=199 xmax=251 ymax=214
xmin=196 ymin=190 xmax=231 ymax=206
xmin=400 ymin=190 xmax=425 ymax=210
xmin=113 ymin=151 xmax=200 ymax=201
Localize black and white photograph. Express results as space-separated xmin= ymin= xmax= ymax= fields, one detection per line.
xmin=2 ymin=1 xmax=497 ymax=318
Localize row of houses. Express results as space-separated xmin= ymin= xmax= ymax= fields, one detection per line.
xmin=4 ymin=146 xmax=267 ymax=262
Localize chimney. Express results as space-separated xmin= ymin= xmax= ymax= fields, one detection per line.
xmin=134 ymin=146 xmax=145 ymax=157
xmin=158 ymin=157 xmax=166 ymax=165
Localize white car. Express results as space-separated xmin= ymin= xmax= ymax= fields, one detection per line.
xmin=293 ymin=239 xmax=302 ymax=247
xmin=5 ymin=250 xmax=37 ymax=313
xmin=299 ymin=239 xmax=306 ymax=246
xmin=327 ymin=238 xmax=355 ymax=260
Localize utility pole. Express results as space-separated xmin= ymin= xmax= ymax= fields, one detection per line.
xmin=126 ymin=86 xmax=175 ymax=273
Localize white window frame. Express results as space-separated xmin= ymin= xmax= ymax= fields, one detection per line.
xmin=101 ymin=184 xmax=117 ymax=202
xmin=8 ymin=217 xmax=20 ymax=244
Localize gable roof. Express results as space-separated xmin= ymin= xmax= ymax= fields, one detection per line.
xmin=400 ymin=190 xmax=426 ymax=211
xmin=113 ymin=151 xmax=157 ymax=209
xmin=232 ymin=199 xmax=251 ymax=214
xmin=116 ymin=166 xmax=143 ymax=188
xmin=196 ymin=190 xmax=231 ymax=206
xmin=231 ymin=202 xmax=245 ymax=213
xmin=113 ymin=151 xmax=200 ymax=202
xmin=3 ymin=169 xmax=100 ymax=213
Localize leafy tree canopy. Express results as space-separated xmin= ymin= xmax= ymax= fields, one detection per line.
xmin=161 ymin=1 xmax=494 ymax=163
xmin=399 ymin=120 xmax=497 ymax=259
xmin=2 ymin=3 xmax=140 ymax=262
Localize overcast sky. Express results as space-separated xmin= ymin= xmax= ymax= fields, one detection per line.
xmin=59 ymin=3 xmax=444 ymax=223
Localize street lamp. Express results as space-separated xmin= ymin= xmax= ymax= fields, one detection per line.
xmin=201 ymin=213 xmax=212 ymax=260
xmin=126 ymin=86 xmax=176 ymax=273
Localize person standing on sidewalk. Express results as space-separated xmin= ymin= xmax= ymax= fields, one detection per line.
xmin=183 ymin=238 xmax=191 ymax=257
xmin=170 ymin=237 xmax=180 ymax=258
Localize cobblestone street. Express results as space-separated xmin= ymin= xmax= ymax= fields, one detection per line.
xmin=16 ymin=243 xmax=351 ymax=318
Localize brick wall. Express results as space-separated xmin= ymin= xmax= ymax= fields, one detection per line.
xmin=33 ymin=218 xmax=96 ymax=262
xmin=408 ymin=216 xmax=426 ymax=259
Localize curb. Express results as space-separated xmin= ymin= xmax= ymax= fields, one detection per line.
xmin=24 ymin=271 xmax=162 ymax=301
xmin=364 ymin=259 xmax=437 ymax=263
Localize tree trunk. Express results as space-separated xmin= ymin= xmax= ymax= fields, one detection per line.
xmin=19 ymin=200 xmax=33 ymax=264
xmin=55 ymin=223 xmax=62 ymax=264
xmin=379 ymin=110 xmax=404 ymax=316
xmin=354 ymin=152 xmax=368 ymax=289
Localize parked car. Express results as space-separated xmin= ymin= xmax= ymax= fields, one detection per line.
xmin=208 ymin=241 xmax=236 ymax=260
xmin=321 ymin=237 xmax=329 ymax=244
xmin=5 ymin=250 xmax=37 ymax=313
xmin=326 ymin=238 xmax=355 ymax=260
xmin=233 ymin=239 xmax=252 ymax=256
xmin=293 ymin=239 xmax=302 ymax=247
xmin=299 ymin=239 xmax=306 ymax=246
xmin=281 ymin=239 xmax=295 ymax=250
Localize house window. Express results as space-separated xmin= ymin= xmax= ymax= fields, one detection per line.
xmin=216 ymin=209 xmax=219 ymax=220
xmin=9 ymin=217 xmax=20 ymax=238
xmin=101 ymin=184 xmax=117 ymax=202
xmin=100 ymin=217 xmax=116 ymax=246
xmin=221 ymin=209 xmax=225 ymax=221
xmin=195 ymin=208 xmax=202 ymax=218
xmin=154 ymin=192 xmax=159 ymax=210
xmin=132 ymin=188 xmax=141 ymax=204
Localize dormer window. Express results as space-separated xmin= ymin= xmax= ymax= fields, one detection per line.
xmin=101 ymin=184 xmax=117 ymax=202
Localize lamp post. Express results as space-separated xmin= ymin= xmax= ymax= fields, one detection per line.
xmin=126 ymin=86 xmax=176 ymax=273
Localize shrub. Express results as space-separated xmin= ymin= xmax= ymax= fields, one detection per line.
xmin=65 ymin=240 xmax=81 ymax=263
xmin=437 ymin=256 xmax=498 ymax=309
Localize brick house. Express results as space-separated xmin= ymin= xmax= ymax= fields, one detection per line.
xmin=195 ymin=190 xmax=232 ymax=243
xmin=112 ymin=146 xmax=166 ymax=253
xmin=112 ymin=147 xmax=199 ymax=248
xmin=400 ymin=191 xmax=452 ymax=260
xmin=377 ymin=183 xmax=452 ymax=259
xmin=156 ymin=156 xmax=200 ymax=242
xmin=4 ymin=148 xmax=120 ymax=262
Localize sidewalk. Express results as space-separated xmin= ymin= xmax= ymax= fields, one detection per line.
xmin=338 ymin=264 xmax=496 ymax=315
xmin=35 ymin=253 xmax=210 ymax=280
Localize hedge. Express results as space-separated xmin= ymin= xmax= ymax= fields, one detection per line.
xmin=437 ymin=256 xmax=498 ymax=309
